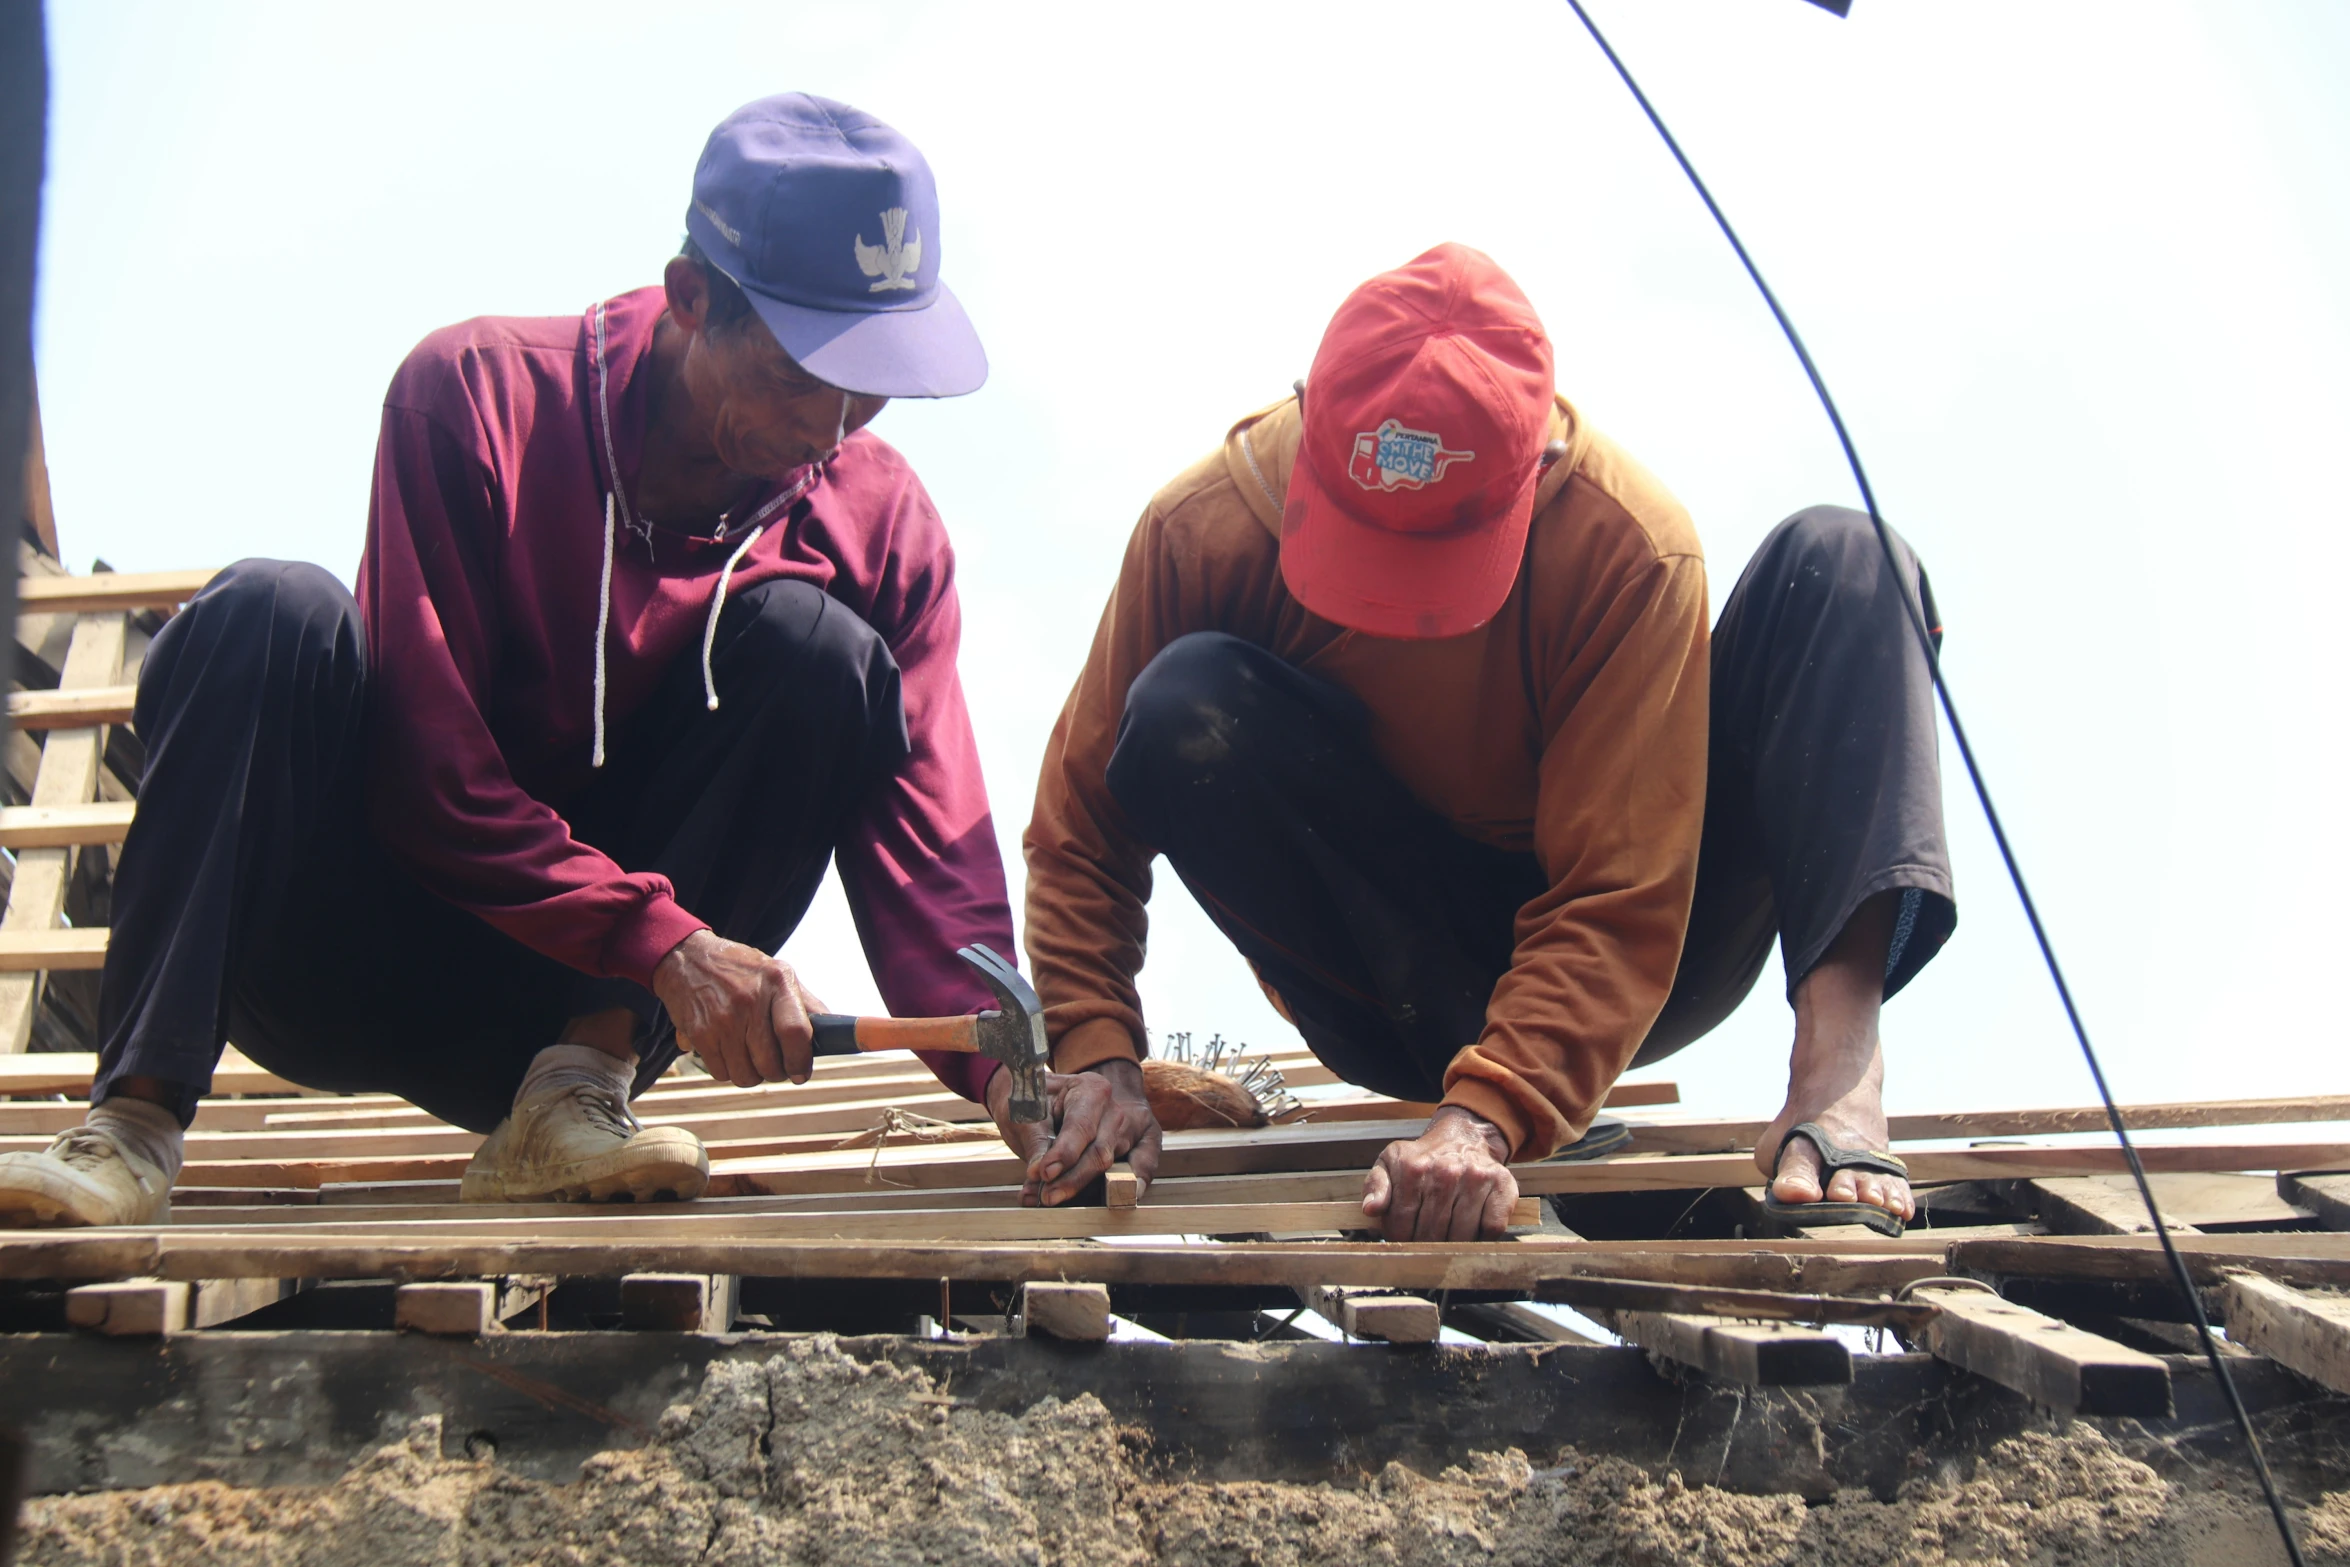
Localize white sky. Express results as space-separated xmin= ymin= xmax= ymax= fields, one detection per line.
xmin=30 ymin=2 xmax=2350 ymax=1121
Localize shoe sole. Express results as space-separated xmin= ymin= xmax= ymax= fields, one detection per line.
xmin=460 ymin=1150 xmax=710 ymax=1206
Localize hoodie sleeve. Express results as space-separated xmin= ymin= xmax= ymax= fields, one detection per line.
xmin=357 ymin=401 xmax=710 ymax=987
xmin=1438 ymin=536 xmax=1710 ymax=1160
xmin=829 ymin=475 xmax=1020 ymax=1105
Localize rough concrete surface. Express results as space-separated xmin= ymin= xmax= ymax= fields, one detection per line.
xmin=18 ymin=1334 xmax=2350 ymax=1566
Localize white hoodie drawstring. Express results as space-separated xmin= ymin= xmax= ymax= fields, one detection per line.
xmin=701 ymin=525 xmax=765 ymax=711
xmin=592 ymin=491 xmax=617 ymax=768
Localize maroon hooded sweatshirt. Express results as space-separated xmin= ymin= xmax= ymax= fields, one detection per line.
xmin=354 ymin=285 xmax=1012 ymax=1101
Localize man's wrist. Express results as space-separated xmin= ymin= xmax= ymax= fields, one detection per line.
xmin=1430 ymin=1104 xmax=1510 ymax=1162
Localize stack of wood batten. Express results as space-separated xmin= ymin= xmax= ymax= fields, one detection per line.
xmin=8 ymin=556 xmax=2350 ymax=1429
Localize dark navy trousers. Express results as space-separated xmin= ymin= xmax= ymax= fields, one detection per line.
xmin=1106 ymin=507 xmax=1959 ymax=1107
xmin=92 ymin=561 xmax=908 ymax=1132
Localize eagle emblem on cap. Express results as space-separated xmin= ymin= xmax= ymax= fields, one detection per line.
xmin=854 ymin=208 xmax=922 ymax=292
xmin=1348 ymin=420 xmax=1475 ymax=492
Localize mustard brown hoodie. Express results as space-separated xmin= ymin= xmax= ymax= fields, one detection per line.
xmin=1022 ymin=394 xmax=1709 ymax=1160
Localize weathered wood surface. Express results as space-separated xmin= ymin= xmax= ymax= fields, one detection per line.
xmin=1910 ymin=1283 xmax=2171 ymax=1416
xmin=1602 ymin=1309 xmax=1853 ymax=1386
xmin=619 ymin=1272 xmax=736 ymax=1333
xmin=18 ymin=568 xmax=217 ymax=613
xmin=1018 ymin=1281 xmax=1110 ymax=1341
xmin=0 ymin=800 xmax=135 ymax=849
xmin=2283 ymin=1173 xmax=2350 ymax=1231
xmin=2218 ymin=1270 xmax=2350 ymax=1396
xmin=2028 ymin=1173 xmax=2312 ymax=1236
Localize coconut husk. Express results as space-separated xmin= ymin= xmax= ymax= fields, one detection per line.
xmin=1142 ymin=1057 xmax=1268 ymax=1130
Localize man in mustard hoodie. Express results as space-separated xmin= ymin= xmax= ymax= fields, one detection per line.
xmin=1004 ymin=244 xmax=1954 ymax=1241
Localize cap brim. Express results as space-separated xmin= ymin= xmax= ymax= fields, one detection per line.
xmin=1278 ymin=444 xmax=1538 ymax=640
xmin=745 ymin=283 xmax=988 ymax=400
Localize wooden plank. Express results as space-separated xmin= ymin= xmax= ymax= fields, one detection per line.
xmin=1305 ymin=1285 xmax=1439 ymax=1343
xmin=18 ymin=569 xmax=217 ymax=613
xmin=0 ymin=611 xmax=125 ymax=1049
xmin=21 ymin=371 xmax=58 ymax=558
xmin=0 ymin=1048 xmax=317 ymax=1099
xmin=189 ymin=1275 xmax=296 ymax=1329
xmin=2029 ymin=1173 xmax=2311 ymax=1235
xmin=1601 ymin=1309 xmax=1852 ymax=1386
xmin=394 ymin=1275 xmax=552 ymax=1336
xmin=2281 ymin=1172 xmax=2350 ymax=1230
xmin=2029 ymin=1177 xmax=2200 ymax=1235
xmin=1104 ymin=1163 xmax=1139 ymax=1209
xmin=0 ymin=1233 xmax=1944 ymax=1322
xmin=2217 ymin=1270 xmax=2350 ymax=1395
xmin=619 ymin=1273 xmax=736 ymax=1333
xmin=141 ymin=1195 xmax=1541 ymax=1244
xmin=66 ymin=1278 xmax=189 ymax=1336
xmin=1626 ymin=1094 xmax=2350 ymax=1156
xmin=1445 ymin=1300 xmax=1606 ymax=1345
xmin=5 ymin=685 xmax=134 ymax=730
xmin=1910 ymin=1283 xmax=2170 ymax=1416
xmin=0 ymin=800 xmax=135 ymax=849
xmin=1950 ymin=1233 xmax=2350 ymax=1291
xmin=1018 ymin=1281 xmax=1110 ymax=1341
xmin=0 ymin=928 xmax=108 ymax=971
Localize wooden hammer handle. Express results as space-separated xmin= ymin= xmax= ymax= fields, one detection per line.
xmin=808 ymin=1013 xmax=983 ymax=1056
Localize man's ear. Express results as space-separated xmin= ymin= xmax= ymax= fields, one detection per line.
xmin=663 ymin=255 xmax=711 ymax=336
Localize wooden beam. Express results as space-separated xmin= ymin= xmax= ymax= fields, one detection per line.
xmin=1104 ymin=1163 xmax=1139 ymax=1209
xmin=1909 ymin=1284 xmax=2171 ymax=1416
xmin=619 ymin=1272 xmax=736 ymax=1333
xmin=2216 ymin=1269 xmax=2350 ymax=1396
xmin=21 ymin=370 xmax=57 ymax=558
xmin=394 ymin=1275 xmax=551 ymax=1336
xmin=2281 ymin=1172 xmax=2350 ymax=1230
xmin=1626 ymin=1094 xmax=2350 ymax=1155
xmin=1304 ymin=1285 xmax=1439 ymax=1343
xmin=1949 ymin=1233 xmax=2350 ymax=1291
xmin=5 ymin=684 xmax=134 ymax=730
xmin=1017 ymin=1281 xmax=1110 ymax=1341
xmin=2028 ymin=1177 xmax=2200 ymax=1235
xmin=143 ymin=1195 xmax=1541 ymax=1245
xmin=0 ymin=1231 xmax=1942 ymax=1319
xmin=1600 ymin=1309 xmax=1852 ymax=1386
xmin=0 ymin=799 xmax=135 ymax=849
xmin=0 ymin=610 xmax=124 ymax=1049
xmin=65 ymin=1279 xmax=189 ymax=1336
xmin=18 ymin=569 xmax=217 ymax=614
xmin=2028 ymin=1173 xmax=2313 ymax=1235
xmin=0 ymin=928 xmax=107 ymax=972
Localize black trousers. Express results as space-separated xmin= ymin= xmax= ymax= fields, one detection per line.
xmin=92 ymin=560 xmax=909 ymax=1132
xmin=1106 ymin=506 xmax=1958 ymax=1107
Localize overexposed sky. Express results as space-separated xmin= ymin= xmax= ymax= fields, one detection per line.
xmin=30 ymin=1 xmax=2350 ymax=1121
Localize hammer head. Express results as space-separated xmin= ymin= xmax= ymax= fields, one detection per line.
xmin=957 ymin=944 xmax=1052 ymax=1125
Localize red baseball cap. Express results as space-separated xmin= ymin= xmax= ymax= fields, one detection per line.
xmin=1281 ymin=244 xmax=1556 ymax=639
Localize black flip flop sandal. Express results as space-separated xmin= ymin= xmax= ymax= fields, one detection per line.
xmin=1542 ymin=1117 xmax=1631 ymax=1163
xmin=1760 ymin=1121 xmax=1909 ymax=1238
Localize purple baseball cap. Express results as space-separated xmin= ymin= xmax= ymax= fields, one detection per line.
xmin=684 ymin=94 xmax=986 ymax=399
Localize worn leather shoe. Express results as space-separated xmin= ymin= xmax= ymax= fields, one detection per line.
xmin=458 ymin=1083 xmax=708 ymax=1203
xmin=0 ymin=1127 xmax=173 ymax=1227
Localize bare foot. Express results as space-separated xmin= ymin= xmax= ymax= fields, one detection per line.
xmin=1756 ymin=1047 xmax=1913 ymax=1223
xmin=1754 ymin=892 xmax=1914 ymax=1225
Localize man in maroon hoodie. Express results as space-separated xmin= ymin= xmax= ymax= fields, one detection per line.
xmin=0 ymin=94 xmax=1017 ymax=1225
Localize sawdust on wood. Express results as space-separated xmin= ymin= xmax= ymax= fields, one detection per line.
xmin=19 ymin=1335 xmax=2348 ymax=1566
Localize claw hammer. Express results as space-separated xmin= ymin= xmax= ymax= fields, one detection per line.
xmin=807 ymin=944 xmax=1054 ymax=1129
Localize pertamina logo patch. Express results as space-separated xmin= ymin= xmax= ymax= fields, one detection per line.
xmin=1347 ymin=419 xmax=1475 ymax=492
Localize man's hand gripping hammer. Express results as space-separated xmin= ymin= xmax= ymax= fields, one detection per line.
xmin=807 ymin=944 xmax=1054 ymax=1130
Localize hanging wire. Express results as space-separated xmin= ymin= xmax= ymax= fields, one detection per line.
xmin=1556 ymin=4 xmax=2305 ymax=1560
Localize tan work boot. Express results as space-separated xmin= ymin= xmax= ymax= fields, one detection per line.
xmin=458 ymin=1083 xmax=707 ymax=1203
xmin=0 ymin=1127 xmax=173 ymax=1227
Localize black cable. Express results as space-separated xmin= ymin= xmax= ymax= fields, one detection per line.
xmin=1557 ymin=4 xmax=2306 ymax=1561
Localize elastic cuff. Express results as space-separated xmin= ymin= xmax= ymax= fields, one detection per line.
xmin=605 ymin=896 xmax=712 ymax=989
xmin=1053 ymin=1017 xmax=1141 ymax=1074
xmin=1440 ymin=1080 xmax=1538 ymax=1164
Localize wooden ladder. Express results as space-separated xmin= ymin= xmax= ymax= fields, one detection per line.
xmin=2 ymin=563 xmax=216 ymax=1051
